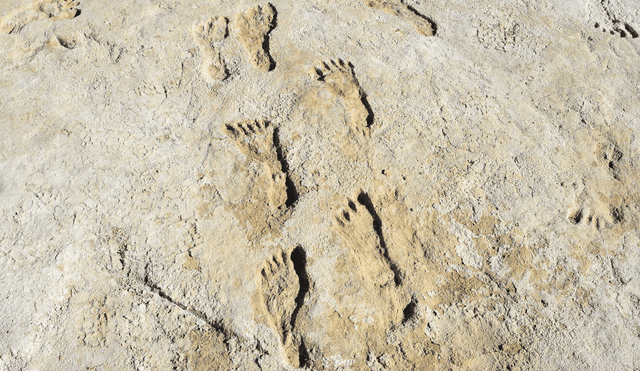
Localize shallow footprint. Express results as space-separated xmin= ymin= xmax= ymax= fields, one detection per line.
xmin=192 ymin=16 xmax=229 ymax=82
xmin=567 ymin=200 xmax=624 ymax=230
xmin=1 ymin=0 xmax=80 ymax=34
xmin=223 ymin=119 xmax=288 ymax=209
xmin=366 ymin=0 xmax=435 ymax=37
xmin=235 ymin=3 xmax=276 ymax=72
xmin=257 ymin=247 xmax=306 ymax=367
xmin=309 ymin=59 xmax=371 ymax=136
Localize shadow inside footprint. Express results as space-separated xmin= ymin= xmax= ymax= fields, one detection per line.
xmin=262 ymin=5 xmax=278 ymax=71
xmin=273 ymin=127 xmax=299 ymax=207
xmin=361 ymin=90 xmax=375 ymax=130
xmin=401 ymin=296 xmax=419 ymax=325
xmin=344 ymin=61 xmax=373 ymax=132
xmin=568 ymin=209 xmax=583 ymax=224
xmin=406 ymin=5 xmax=437 ymax=35
xmin=290 ymin=246 xmax=309 ymax=330
xmin=356 ymin=191 xmax=403 ymax=286
xmin=624 ymin=23 xmax=639 ymax=38
xmin=290 ymin=246 xmax=310 ymax=367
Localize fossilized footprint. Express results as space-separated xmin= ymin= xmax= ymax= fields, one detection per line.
xmin=235 ymin=3 xmax=276 ymax=72
xmin=567 ymin=140 xmax=626 ymax=230
xmin=223 ymin=119 xmax=288 ymax=209
xmin=310 ymin=59 xmax=371 ymax=136
xmin=0 ymin=0 xmax=80 ymax=34
xmin=366 ymin=0 xmax=435 ymax=37
xmin=192 ymin=16 xmax=229 ymax=82
xmin=332 ymin=193 xmax=395 ymax=287
xmin=595 ymin=140 xmax=624 ymax=181
xmin=567 ymin=200 xmax=624 ymax=230
xmin=589 ymin=0 xmax=639 ymax=39
xmin=257 ymin=247 xmax=309 ymax=367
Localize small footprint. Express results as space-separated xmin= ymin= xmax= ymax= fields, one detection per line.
xmin=366 ymin=0 xmax=435 ymax=37
xmin=192 ymin=16 xmax=229 ymax=82
xmin=567 ymin=203 xmax=624 ymax=230
xmin=595 ymin=140 xmax=624 ymax=181
xmin=234 ymin=3 xmax=276 ymax=72
xmin=332 ymin=193 xmax=396 ymax=287
xmin=257 ymin=247 xmax=309 ymax=367
xmin=223 ymin=119 xmax=289 ymax=209
xmin=309 ymin=59 xmax=372 ymax=136
xmin=0 ymin=0 xmax=79 ymax=34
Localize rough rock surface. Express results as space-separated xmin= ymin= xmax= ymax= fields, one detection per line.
xmin=1 ymin=0 xmax=640 ymax=370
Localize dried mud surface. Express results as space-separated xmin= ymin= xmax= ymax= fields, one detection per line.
xmin=1 ymin=0 xmax=640 ymax=370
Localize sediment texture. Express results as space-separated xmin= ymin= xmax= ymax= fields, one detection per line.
xmin=1 ymin=0 xmax=640 ymax=370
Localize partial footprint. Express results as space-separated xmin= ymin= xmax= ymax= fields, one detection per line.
xmin=366 ymin=0 xmax=435 ymax=37
xmin=596 ymin=140 xmax=624 ymax=181
xmin=192 ymin=16 xmax=229 ymax=82
xmin=0 ymin=0 xmax=79 ymax=34
xmin=589 ymin=0 xmax=639 ymax=39
xmin=332 ymin=192 xmax=396 ymax=287
xmin=223 ymin=119 xmax=289 ymax=209
xmin=235 ymin=3 xmax=276 ymax=72
xmin=257 ymin=247 xmax=309 ymax=367
xmin=567 ymin=196 xmax=624 ymax=230
xmin=593 ymin=21 xmax=638 ymax=38
xmin=72 ymin=292 xmax=108 ymax=348
xmin=309 ymin=59 xmax=371 ymax=136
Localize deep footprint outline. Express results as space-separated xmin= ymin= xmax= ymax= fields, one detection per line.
xmin=332 ymin=191 xmax=401 ymax=287
xmin=234 ymin=2 xmax=277 ymax=72
xmin=258 ymin=246 xmax=310 ymax=367
xmin=310 ymin=58 xmax=373 ymax=136
xmin=223 ymin=119 xmax=290 ymax=209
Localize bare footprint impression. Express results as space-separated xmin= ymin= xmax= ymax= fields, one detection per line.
xmin=0 ymin=0 xmax=80 ymax=34
xmin=192 ymin=16 xmax=229 ymax=82
xmin=328 ymin=191 xmax=404 ymax=341
xmin=309 ymin=59 xmax=372 ymax=136
xmin=332 ymin=192 xmax=398 ymax=288
xmin=256 ymin=247 xmax=310 ymax=367
xmin=366 ymin=0 xmax=436 ymax=37
xmin=223 ymin=119 xmax=290 ymax=209
xmin=235 ymin=3 xmax=276 ymax=72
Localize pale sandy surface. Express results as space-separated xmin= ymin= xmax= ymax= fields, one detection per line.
xmin=1 ymin=0 xmax=640 ymax=370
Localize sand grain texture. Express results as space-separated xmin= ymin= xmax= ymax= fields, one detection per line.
xmin=1 ymin=0 xmax=640 ymax=370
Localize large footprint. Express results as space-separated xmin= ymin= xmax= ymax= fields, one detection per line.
xmin=235 ymin=3 xmax=276 ymax=72
xmin=192 ymin=16 xmax=229 ymax=82
xmin=332 ymin=193 xmax=395 ymax=287
xmin=366 ymin=0 xmax=435 ymax=37
xmin=258 ymin=247 xmax=308 ymax=367
xmin=1 ymin=0 xmax=79 ymax=34
xmin=309 ymin=59 xmax=371 ymax=136
xmin=223 ymin=119 xmax=288 ymax=209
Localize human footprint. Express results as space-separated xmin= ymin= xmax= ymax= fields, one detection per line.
xmin=192 ymin=16 xmax=229 ymax=82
